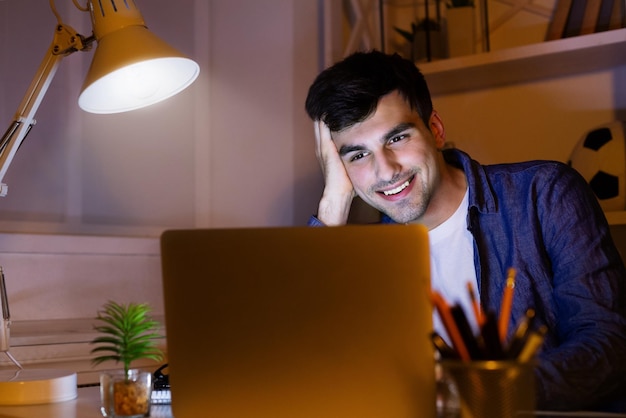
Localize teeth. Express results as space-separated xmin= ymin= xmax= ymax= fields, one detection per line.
xmin=383 ymin=180 xmax=410 ymax=196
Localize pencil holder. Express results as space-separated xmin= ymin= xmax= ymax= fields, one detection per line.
xmin=440 ymin=360 xmax=535 ymax=418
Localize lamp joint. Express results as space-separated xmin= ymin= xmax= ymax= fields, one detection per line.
xmin=52 ymin=23 xmax=91 ymax=56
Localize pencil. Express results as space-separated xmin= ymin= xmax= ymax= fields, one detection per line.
xmin=498 ymin=267 xmax=516 ymax=343
xmin=480 ymin=310 xmax=505 ymax=359
xmin=466 ymin=281 xmax=483 ymax=327
xmin=430 ymin=290 xmax=471 ymax=362
xmin=517 ymin=325 xmax=547 ymax=363
xmin=450 ymin=304 xmax=483 ymax=359
xmin=430 ymin=332 xmax=459 ymax=359
xmin=506 ymin=308 xmax=536 ymax=358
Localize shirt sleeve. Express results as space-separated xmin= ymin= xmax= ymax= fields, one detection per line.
xmin=307 ymin=216 xmax=326 ymax=227
xmin=533 ymin=164 xmax=626 ymax=411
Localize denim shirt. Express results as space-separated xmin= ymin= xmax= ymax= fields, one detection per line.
xmin=309 ymin=148 xmax=626 ymax=411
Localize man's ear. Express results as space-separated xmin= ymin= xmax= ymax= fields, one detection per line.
xmin=429 ymin=111 xmax=446 ymax=149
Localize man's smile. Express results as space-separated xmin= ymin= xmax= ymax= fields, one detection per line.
xmin=378 ymin=175 xmax=415 ymax=197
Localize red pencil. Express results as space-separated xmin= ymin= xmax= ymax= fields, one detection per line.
xmin=431 ymin=290 xmax=471 ymax=362
xmin=498 ymin=268 xmax=516 ymax=343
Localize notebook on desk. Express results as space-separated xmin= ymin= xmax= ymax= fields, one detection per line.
xmin=160 ymin=224 xmax=435 ymax=418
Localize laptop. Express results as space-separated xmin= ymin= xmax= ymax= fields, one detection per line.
xmin=160 ymin=224 xmax=436 ymax=418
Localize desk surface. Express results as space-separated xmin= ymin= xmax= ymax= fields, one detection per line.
xmin=0 ymin=386 xmax=623 ymax=418
xmin=0 ymin=386 xmax=173 ymax=418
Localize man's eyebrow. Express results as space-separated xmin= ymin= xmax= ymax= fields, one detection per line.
xmin=383 ymin=122 xmax=416 ymax=141
xmin=338 ymin=144 xmax=366 ymax=157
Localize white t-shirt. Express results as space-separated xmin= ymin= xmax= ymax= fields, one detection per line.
xmin=428 ymin=188 xmax=479 ymax=341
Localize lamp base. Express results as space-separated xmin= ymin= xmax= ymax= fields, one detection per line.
xmin=0 ymin=369 xmax=77 ymax=405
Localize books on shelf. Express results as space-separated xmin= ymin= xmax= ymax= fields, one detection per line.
xmin=546 ymin=0 xmax=625 ymax=39
xmin=546 ymin=0 xmax=573 ymax=40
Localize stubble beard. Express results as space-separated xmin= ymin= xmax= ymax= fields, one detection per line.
xmin=367 ymin=172 xmax=431 ymax=224
xmin=385 ymin=191 xmax=430 ymax=224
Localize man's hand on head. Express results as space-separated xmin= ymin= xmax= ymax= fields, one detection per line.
xmin=314 ymin=120 xmax=355 ymax=226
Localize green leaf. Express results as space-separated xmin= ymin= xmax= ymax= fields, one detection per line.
xmin=90 ymin=300 xmax=164 ymax=371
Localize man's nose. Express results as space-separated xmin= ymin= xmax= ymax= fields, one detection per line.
xmin=376 ymin=150 xmax=401 ymax=180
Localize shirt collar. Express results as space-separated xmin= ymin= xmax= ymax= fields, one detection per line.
xmin=442 ymin=148 xmax=498 ymax=214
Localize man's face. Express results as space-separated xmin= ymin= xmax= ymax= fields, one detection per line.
xmin=332 ymin=91 xmax=446 ymax=224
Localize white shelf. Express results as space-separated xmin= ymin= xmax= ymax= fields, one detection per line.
xmin=421 ymin=28 xmax=626 ymax=94
xmin=0 ymin=318 xmax=166 ymax=386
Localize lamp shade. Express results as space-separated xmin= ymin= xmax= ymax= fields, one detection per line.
xmin=78 ymin=1 xmax=199 ymax=114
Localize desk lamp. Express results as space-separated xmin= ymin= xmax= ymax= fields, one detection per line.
xmin=0 ymin=0 xmax=199 ymax=405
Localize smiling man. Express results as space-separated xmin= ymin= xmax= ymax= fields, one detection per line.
xmin=304 ymin=50 xmax=626 ymax=412
xmin=323 ymin=90 xmax=464 ymax=228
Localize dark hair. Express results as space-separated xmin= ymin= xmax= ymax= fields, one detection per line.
xmin=305 ymin=50 xmax=433 ymax=132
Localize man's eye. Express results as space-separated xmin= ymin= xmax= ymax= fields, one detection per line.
xmin=350 ymin=152 xmax=366 ymax=162
xmin=389 ymin=134 xmax=407 ymax=144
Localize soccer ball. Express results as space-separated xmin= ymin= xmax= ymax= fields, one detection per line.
xmin=568 ymin=121 xmax=626 ymax=212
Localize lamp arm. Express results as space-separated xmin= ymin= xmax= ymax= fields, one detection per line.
xmin=0 ymin=23 xmax=93 ymax=360
xmin=0 ymin=23 xmax=92 ymax=197
xmin=0 ymin=267 xmax=9 ymax=352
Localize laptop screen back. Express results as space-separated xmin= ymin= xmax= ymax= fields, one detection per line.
xmin=160 ymin=224 xmax=435 ymax=418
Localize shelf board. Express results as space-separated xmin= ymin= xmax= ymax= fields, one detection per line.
xmin=421 ymin=28 xmax=626 ymax=95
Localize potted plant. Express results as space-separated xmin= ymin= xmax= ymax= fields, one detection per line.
xmin=91 ymin=301 xmax=164 ymax=417
xmin=394 ymin=19 xmax=445 ymax=62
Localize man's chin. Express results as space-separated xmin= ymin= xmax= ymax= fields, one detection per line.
xmin=387 ymin=214 xmax=418 ymax=224
xmin=358 ymin=195 xmax=423 ymax=224
xmin=379 ymin=204 xmax=425 ymax=224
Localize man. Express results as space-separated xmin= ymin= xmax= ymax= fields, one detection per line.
xmin=304 ymin=50 xmax=626 ymax=411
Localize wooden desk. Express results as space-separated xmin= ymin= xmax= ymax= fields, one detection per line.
xmin=1 ymin=386 xmax=622 ymax=418
xmin=0 ymin=386 xmax=173 ymax=418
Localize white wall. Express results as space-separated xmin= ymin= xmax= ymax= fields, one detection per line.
xmin=0 ymin=0 xmax=322 ymax=237
xmin=432 ymin=66 xmax=626 ymax=165
xmin=207 ymin=0 xmax=321 ymax=227
xmin=0 ymin=0 xmax=322 ymax=326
